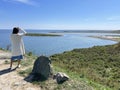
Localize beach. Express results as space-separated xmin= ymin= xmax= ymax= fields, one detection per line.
xmin=89 ymin=35 xmax=120 ymax=42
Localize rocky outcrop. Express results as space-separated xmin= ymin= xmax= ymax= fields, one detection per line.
xmin=32 ymin=56 xmax=52 ymax=81
xmin=53 ymin=72 xmax=69 ymax=84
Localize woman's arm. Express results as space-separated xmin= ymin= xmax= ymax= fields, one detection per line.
xmin=20 ymin=29 xmax=27 ymax=34
xmin=18 ymin=28 xmax=27 ymax=36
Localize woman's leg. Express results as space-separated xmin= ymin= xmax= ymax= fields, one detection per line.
xmin=10 ymin=60 xmax=13 ymax=68
xmin=17 ymin=60 xmax=21 ymax=68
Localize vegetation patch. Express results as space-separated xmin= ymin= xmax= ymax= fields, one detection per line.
xmin=17 ymin=43 xmax=120 ymax=90
xmin=26 ymin=33 xmax=62 ymax=37
xmin=50 ymin=43 xmax=120 ymax=90
xmin=18 ymin=53 xmax=94 ymax=90
xmin=19 ymin=68 xmax=32 ymax=77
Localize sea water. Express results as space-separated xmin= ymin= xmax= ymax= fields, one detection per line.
xmin=0 ymin=29 xmax=118 ymax=56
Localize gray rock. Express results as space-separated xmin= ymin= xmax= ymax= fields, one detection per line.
xmin=53 ymin=72 xmax=69 ymax=84
xmin=32 ymin=56 xmax=52 ymax=80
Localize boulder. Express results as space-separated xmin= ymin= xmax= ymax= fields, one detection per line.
xmin=32 ymin=56 xmax=52 ymax=80
xmin=53 ymin=72 xmax=69 ymax=84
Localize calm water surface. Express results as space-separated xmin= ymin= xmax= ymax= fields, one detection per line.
xmin=0 ymin=30 xmax=118 ymax=56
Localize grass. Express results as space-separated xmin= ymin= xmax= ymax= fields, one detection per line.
xmin=4 ymin=60 xmax=9 ymax=64
xmin=18 ymin=57 xmax=112 ymax=90
xmin=18 ymin=53 xmax=94 ymax=90
xmin=0 ymin=48 xmax=3 ymax=50
xmin=11 ymin=43 xmax=120 ymax=90
xmin=19 ymin=68 xmax=32 ymax=77
xmin=50 ymin=43 xmax=120 ymax=90
xmin=52 ymin=65 xmax=112 ymax=90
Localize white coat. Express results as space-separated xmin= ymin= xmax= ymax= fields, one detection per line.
xmin=11 ymin=29 xmax=27 ymax=56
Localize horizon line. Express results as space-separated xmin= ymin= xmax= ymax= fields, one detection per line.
xmin=0 ymin=28 xmax=119 ymax=31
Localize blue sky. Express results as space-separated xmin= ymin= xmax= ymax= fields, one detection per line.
xmin=0 ymin=0 xmax=120 ymax=30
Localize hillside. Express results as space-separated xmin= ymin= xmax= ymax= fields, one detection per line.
xmin=1 ymin=42 xmax=120 ymax=90
xmin=50 ymin=43 xmax=120 ymax=90
xmin=0 ymin=49 xmax=93 ymax=90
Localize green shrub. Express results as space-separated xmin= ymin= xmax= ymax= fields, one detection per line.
xmin=50 ymin=43 xmax=120 ymax=90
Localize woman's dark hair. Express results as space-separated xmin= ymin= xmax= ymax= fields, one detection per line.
xmin=12 ymin=27 xmax=19 ymax=34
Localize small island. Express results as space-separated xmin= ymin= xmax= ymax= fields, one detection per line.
xmin=26 ymin=33 xmax=62 ymax=37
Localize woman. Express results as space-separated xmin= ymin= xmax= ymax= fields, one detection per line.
xmin=10 ymin=27 xmax=27 ymax=69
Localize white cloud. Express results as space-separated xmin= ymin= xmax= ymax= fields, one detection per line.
xmin=14 ymin=0 xmax=35 ymax=5
xmin=14 ymin=0 xmax=30 ymax=3
xmin=3 ymin=0 xmax=37 ymax=6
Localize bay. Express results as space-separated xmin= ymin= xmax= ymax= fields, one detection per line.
xmin=0 ymin=29 xmax=118 ymax=56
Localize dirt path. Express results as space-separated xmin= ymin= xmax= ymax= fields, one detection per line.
xmin=0 ymin=50 xmax=41 ymax=90
xmin=0 ymin=50 xmax=94 ymax=90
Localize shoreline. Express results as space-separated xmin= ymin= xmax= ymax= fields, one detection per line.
xmin=89 ymin=35 xmax=120 ymax=42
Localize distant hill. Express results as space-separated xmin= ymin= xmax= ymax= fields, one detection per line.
xmin=112 ymin=30 xmax=120 ymax=33
xmin=51 ymin=30 xmax=120 ymax=33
